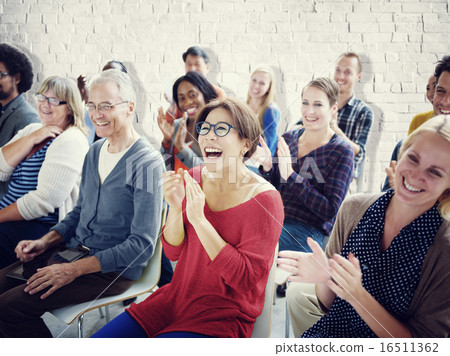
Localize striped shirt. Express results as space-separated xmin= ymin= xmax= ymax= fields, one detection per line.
xmin=337 ymin=94 xmax=373 ymax=178
xmin=259 ymin=128 xmax=354 ymax=235
xmin=0 ymin=139 xmax=58 ymax=224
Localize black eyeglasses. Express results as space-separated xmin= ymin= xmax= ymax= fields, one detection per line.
xmin=86 ymin=101 xmax=128 ymax=113
xmin=35 ymin=94 xmax=67 ymax=106
xmin=196 ymin=121 xmax=236 ymax=137
xmin=0 ymin=72 xmax=10 ymax=79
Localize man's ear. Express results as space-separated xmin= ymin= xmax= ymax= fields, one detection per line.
xmin=127 ymin=100 xmax=135 ymax=115
xmin=14 ymin=73 xmax=21 ymax=86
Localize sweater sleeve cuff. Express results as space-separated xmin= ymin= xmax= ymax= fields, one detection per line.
xmin=49 ymin=223 xmax=72 ymax=243
xmin=0 ymin=148 xmax=15 ymax=179
xmin=95 ymin=249 xmax=115 ymax=273
xmin=207 ymin=243 xmax=235 ymax=272
xmin=161 ymin=225 xmax=185 ymax=261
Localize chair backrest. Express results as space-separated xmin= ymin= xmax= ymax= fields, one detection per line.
xmin=49 ymin=206 xmax=167 ymax=326
xmin=251 ymin=244 xmax=278 ymax=338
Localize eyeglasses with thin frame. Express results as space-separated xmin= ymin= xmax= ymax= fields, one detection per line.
xmin=196 ymin=121 xmax=236 ymax=137
xmin=0 ymin=72 xmax=10 ymax=79
xmin=35 ymin=93 xmax=67 ymax=106
xmin=86 ymin=101 xmax=129 ymax=113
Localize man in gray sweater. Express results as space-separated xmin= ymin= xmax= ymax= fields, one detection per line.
xmin=0 ymin=69 xmax=165 ymax=337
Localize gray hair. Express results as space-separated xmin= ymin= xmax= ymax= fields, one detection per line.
xmin=88 ymin=69 xmax=136 ymax=103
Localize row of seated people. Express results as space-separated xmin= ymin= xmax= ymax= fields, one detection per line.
xmin=0 ymin=42 xmax=448 ymax=337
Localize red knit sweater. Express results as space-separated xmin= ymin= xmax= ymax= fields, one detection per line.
xmin=128 ymin=166 xmax=284 ymax=337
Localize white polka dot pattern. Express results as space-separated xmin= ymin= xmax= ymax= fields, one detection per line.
xmin=302 ymin=190 xmax=442 ymax=338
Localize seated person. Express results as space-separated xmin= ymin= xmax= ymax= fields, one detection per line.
xmin=0 ymin=76 xmax=89 ymax=269
xmin=0 ymin=69 xmax=164 ymax=338
xmin=383 ymin=55 xmax=450 ymax=191
xmin=164 ymin=46 xmax=226 ymax=122
xmin=92 ymin=98 xmax=284 ymax=338
xmin=258 ymin=77 xmax=354 ymax=296
xmin=281 ymin=115 xmax=450 ymax=337
xmin=158 ymin=71 xmax=218 ymax=171
xmin=246 ymin=64 xmax=280 ymax=156
xmin=407 ymin=74 xmax=436 ymax=135
xmin=77 ymin=60 xmax=129 ymax=144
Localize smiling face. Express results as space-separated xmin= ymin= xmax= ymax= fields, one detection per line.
xmin=177 ymin=81 xmax=206 ymax=120
xmin=301 ymin=85 xmax=337 ymax=131
xmin=198 ymin=107 xmax=249 ymax=172
xmin=395 ymin=131 xmax=450 ymax=212
xmin=426 ymin=75 xmax=436 ymax=104
xmin=334 ymin=56 xmax=361 ymax=95
xmin=0 ymin=61 xmax=19 ymax=104
xmin=88 ymin=81 xmax=134 ymax=141
xmin=433 ymin=71 xmax=450 ymax=116
xmin=184 ymin=54 xmax=210 ymax=76
xmin=248 ymin=71 xmax=271 ymax=102
xmin=37 ymin=88 xmax=70 ymax=129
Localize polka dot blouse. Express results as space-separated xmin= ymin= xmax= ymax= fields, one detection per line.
xmin=302 ymin=189 xmax=442 ymax=338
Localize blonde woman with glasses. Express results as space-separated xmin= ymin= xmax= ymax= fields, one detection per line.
xmin=0 ymin=76 xmax=88 ymax=269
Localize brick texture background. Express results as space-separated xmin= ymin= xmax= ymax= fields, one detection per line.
xmin=0 ymin=0 xmax=449 ymax=192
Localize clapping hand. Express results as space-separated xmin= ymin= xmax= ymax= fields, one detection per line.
xmin=250 ymin=136 xmax=273 ymax=172
xmin=173 ymin=113 xmax=190 ymax=152
xmin=277 ymin=136 xmax=294 ymax=181
xmin=184 ymin=170 xmax=206 ymax=226
xmin=277 ymin=237 xmax=330 ymax=283
xmin=157 ymin=107 xmax=175 ymax=145
xmin=327 ymin=253 xmax=364 ymax=306
xmin=163 ymin=168 xmax=185 ymax=209
xmin=385 ymin=161 xmax=397 ymax=189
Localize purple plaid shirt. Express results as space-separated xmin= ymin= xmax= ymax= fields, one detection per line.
xmin=260 ymin=128 xmax=354 ymax=235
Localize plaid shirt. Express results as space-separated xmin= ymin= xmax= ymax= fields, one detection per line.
xmin=260 ymin=128 xmax=354 ymax=235
xmin=337 ymin=94 xmax=373 ymax=178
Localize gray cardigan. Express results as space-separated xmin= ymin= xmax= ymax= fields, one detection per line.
xmin=0 ymin=94 xmax=40 ymax=198
xmin=51 ymin=138 xmax=165 ymax=280
xmin=327 ymin=193 xmax=450 ymax=337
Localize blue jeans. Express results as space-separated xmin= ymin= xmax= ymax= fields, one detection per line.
xmin=92 ymin=311 xmax=212 ymax=338
xmin=278 ymin=218 xmax=324 ymax=252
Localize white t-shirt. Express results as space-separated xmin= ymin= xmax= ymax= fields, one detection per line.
xmin=98 ymin=140 xmax=133 ymax=184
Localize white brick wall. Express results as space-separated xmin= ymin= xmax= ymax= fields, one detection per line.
xmin=1 ymin=0 xmax=449 ymax=192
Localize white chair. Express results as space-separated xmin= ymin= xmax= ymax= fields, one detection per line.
xmin=49 ymin=237 xmax=162 ymax=337
xmin=251 ymin=244 xmax=278 ymax=338
xmin=274 ymin=266 xmax=291 ymax=337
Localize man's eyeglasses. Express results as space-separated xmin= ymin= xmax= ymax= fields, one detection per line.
xmin=196 ymin=121 xmax=236 ymax=137
xmin=35 ymin=94 xmax=67 ymax=106
xmin=0 ymin=72 xmax=10 ymax=79
xmin=86 ymin=101 xmax=128 ymax=113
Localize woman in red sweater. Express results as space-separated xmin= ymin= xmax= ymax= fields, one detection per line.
xmin=93 ymin=98 xmax=284 ymax=338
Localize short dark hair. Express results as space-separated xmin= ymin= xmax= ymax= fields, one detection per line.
xmin=172 ymin=71 xmax=217 ymax=109
xmin=102 ymin=60 xmax=128 ymax=73
xmin=182 ymin=46 xmax=210 ymax=64
xmin=195 ymin=98 xmax=262 ymax=159
xmin=0 ymin=43 xmax=34 ymax=93
xmin=434 ymin=55 xmax=450 ymax=81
